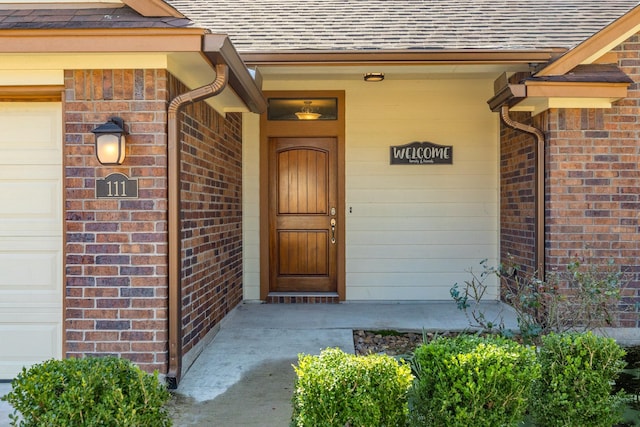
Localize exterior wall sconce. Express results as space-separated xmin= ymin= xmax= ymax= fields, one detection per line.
xmin=91 ymin=117 xmax=126 ymax=165
xmin=364 ymin=72 xmax=385 ymax=82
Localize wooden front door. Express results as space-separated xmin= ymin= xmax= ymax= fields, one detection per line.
xmin=269 ymin=137 xmax=338 ymax=293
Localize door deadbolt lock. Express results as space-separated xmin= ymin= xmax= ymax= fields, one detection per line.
xmin=330 ymin=207 xmax=336 ymax=216
xmin=330 ymin=218 xmax=336 ymax=244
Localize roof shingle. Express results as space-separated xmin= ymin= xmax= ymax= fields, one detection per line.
xmin=166 ymin=0 xmax=640 ymax=52
xmin=0 ymin=6 xmax=193 ymax=29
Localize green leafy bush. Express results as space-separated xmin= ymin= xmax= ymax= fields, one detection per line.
xmin=290 ymin=347 xmax=413 ymax=427
xmin=1 ymin=356 xmax=171 ymax=427
xmin=450 ymin=259 xmax=506 ymax=332
xmin=530 ymin=332 xmax=629 ymax=427
xmin=505 ymin=258 xmax=630 ymax=342
xmin=408 ymin=334 xmax=539 ymax=427
xmin=451 ymin=257 xmax=632 ymax=344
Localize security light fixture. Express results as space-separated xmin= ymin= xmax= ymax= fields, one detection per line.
xmin=92 ymin=117 xmax=126 ymax=165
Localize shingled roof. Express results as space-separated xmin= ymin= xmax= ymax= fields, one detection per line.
xmin=166 ymin=0 xmax=640 ymax=52
xmin=0 ymin=6 xmax=192 ymax=29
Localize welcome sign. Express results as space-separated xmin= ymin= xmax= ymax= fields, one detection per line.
xmin=390 ymin=141 xmax=453 ymax=165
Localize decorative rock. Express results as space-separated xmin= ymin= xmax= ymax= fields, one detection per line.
xmin=353 ymin=330 xmax=425 ymax=356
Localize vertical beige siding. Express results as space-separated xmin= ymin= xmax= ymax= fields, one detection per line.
xmin=242 ymin=114 xmax=262 ymax=300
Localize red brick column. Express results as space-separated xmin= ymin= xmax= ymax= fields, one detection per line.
xmin=64 ymin=69 xmax=169 ymax=373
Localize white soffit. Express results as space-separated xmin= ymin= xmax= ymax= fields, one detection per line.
xmin=0 ymin=51 xmax=248 ymax=114
xmin=511 ymin=98 xmax=616 ymax=115
xmin=167 ymin=52 xmax=248 ymax=114
xmin=257 ymin=64 xmax=531 ymax=81
xmin=0 ymin=53 xmax=168 ymax=71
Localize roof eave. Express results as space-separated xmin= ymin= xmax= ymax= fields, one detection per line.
xmin=122 ymin=0 xmax=185 ymax=18
xmin=0 ymin=28 xmax=205 ymax=53
xmin=0 ymin=29 xmax=266 ymax=114
xmin=203 ymin=34 xmax=267 ymax=114
xmin=524 ymin=80 xmax=630 ymax=100
xmin=488 ymin=83 xmax=527 ymax=112
xmin=489 ymin=79 xmax=631 ymax=115
xmin=536 ymin=4 xmax=640 ymax=76
xmin=240 ymin=49 xmax=565 ymax=66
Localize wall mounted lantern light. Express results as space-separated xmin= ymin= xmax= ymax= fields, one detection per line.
xmin=91 ymin=117 xmax=126 ymax=165
xmin=364 ymin=72 xmax=385 ymax=82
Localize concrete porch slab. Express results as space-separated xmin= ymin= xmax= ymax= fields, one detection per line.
xmin=0 ymin=383 xmax=10 ymax=427
xmin=176 ymin=327 xmax=355 ymax=403
xmin=224 ymin=300 xmax=516 ymax=331
xmin=168 ymin=301 xmax=517 ymax=426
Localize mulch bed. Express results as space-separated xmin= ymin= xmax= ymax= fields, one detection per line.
xmin=353 ymin=330 xmax=462 ymax=356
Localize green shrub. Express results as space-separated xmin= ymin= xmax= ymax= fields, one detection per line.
xmin=530 ymin=332 xmax=629 ymax=427
xmin=290 ymin=347 xmax=413 ymax=427
xmin=451 ymin=256 xmax=632 ymax=344
xmin=408 ymin=334 xmax=539 ymax=427
xmin=1 ymin=356 xmax=171 ymax=427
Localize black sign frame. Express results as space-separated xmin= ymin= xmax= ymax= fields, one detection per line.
xmin=390 ymin=141 xmax=453 ymax=165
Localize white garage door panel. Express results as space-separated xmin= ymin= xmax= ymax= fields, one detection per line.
xmin=0 ymin=321 xmax=62 ymax=379
xmin=0 ymin=102 xmax=62 ymax=379
xmin=0 ymin=104 xmax=62 ymax=164
xmin=0 ymin=239 xmax=61 ymax=294
xmin=0 ymin=178 xmax=60 ymax=212
xmin=0 ymin=177 xmax=61 ymax=236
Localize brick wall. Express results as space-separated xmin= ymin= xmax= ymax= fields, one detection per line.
xmin=168 ymin=75 xmax=244 ymax=356
xmin=499 ymin=110 xmax=540 ymax=281
xmin=64 ymin=69 xmax=170 ymax=373
xmin=502 ymin=35 xmax=640 ymax=326
xmin=545 ymin=35 xmax=640 ymax=326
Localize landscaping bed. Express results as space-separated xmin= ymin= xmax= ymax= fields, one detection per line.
xmin=354 ymin=329 xmax=498 ymax=355
xmin=353 ymin=329 xmax=424 ymax=356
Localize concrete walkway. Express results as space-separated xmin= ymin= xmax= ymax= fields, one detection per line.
xmin=169 ymin=301 xmax=516 ymax=426
xmin=0 ymin=301 xmax=516 ymax=427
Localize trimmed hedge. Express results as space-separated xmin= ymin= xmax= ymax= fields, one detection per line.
xmin=408 ymin=334 xmax=539 ymax=427
xmin=1 ymin=356 xmax=171 ymax=427
xmin=290 ymin=333 xmax=630 ymax=427
xmin=530 ymin=332 xmax=628 ymax=427
xmin=290 ymin=347 xmax=413 ymax=427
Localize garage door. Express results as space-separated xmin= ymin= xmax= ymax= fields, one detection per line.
xmin=0 ymin=102 xmax=63 ymax=379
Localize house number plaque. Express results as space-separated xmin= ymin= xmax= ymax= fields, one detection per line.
xmin=96 ymin=172 xmax=138 ymax=199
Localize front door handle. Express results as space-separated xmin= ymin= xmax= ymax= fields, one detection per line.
xmin=330 ymin=218 xmax=336 ymax=244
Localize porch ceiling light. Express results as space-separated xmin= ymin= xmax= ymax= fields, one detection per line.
xmin=364 ymin=72 xmax=384 ymax=82
xmin=295 ymin=101 xmax=322 ymax=120
xmin=91 ymin=117 xmax=126 ymax=165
